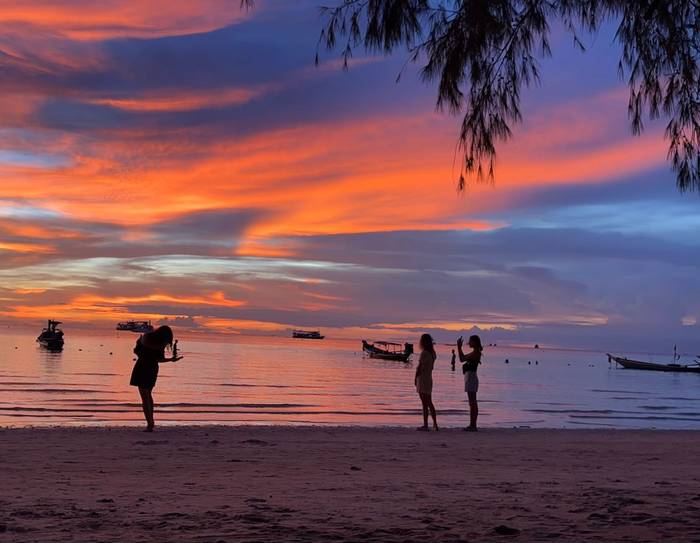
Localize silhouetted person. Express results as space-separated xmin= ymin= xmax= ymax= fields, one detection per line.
xmin=414 ymin=333 xmax=438 ymax=431
xmin=129 ymin=325 xmax=182 ymax=432
xmin=451 ymin=349 xmax=456 ymax=371
xmin=457 ymin=334 xmax=482 ymax=431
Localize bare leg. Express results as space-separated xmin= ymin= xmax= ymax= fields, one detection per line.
xmin=147 ymin=390 xmax=155 ymax=430
xmin=468 ymin=391 xmax=478 ymax=429
xmin=138 ymin=387 xmax=154 ymax=430
xmin=427 ymin=394 xmax=438 ymax=430
xmin=418 ymin=393 xmax=429 ymax=429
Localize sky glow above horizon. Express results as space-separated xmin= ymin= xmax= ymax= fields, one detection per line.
xmin=1 ymin=1 xmax=699 ymax=351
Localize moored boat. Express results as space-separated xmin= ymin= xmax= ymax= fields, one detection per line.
xmin=362 ymin=340 xmax=413 ymax=362
xmin=292 ymin=329 xmax=324 ymax=339
xmin=36 ymin=320 xmax=64 ymax=350
xmin=116 ymin=320 xmax=154 ymax=333
xmin=608 ymin=354 xmax=700 ymax=373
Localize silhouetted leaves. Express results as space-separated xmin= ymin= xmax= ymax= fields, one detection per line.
xmin=317 ymin=1 xmax=700 ymax=193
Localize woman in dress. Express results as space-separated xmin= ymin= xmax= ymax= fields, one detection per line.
xmin=129 ymin=325 xmax=182 ymax=431
xmin=414 ymin=333 xmax=438 ymax=431
xmin=457 ymin=334 xmax=482 ymax=431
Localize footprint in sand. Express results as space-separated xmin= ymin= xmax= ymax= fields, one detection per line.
xmin=493 ymin=525 xmax=520 ymax=536
xmin=240 ymin=439 xmax=270 ymax=446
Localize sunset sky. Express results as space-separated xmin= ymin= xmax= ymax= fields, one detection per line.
xmin=1 ymin=1 xmax=699 ymax=350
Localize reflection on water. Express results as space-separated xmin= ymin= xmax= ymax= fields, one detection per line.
xmin=1 ymin=329 xmax=699 ymax=428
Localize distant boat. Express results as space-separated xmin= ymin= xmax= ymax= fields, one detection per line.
xmin=608 ymin=354 xmax=700 ymax=373
xmin=292 ymin=329 xmax=324 ymax=340
xmin=116 ymin=320 xmax=154 ymax=333
xmin=37 ymin=320 xmax=64 ymax=350
xmin=362 ymin=340 xmax=413 ymax=362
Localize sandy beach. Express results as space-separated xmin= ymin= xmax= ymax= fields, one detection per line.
xmin=2 ymin=427 xmax=699 ymax=542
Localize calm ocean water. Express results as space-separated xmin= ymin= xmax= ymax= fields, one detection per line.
xmin=1 ymin=329 xmax=699 ymax=429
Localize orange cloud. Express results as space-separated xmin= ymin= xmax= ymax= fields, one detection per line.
xmin=0 ymin=303 xmax=173 ymax=323
xmin=87 ymin=87 xmax=265 ymax=113
xmin=0 ymin=77 xmax=675 ymax=333
xmin=0 ymin=241 xmax=55 ymax=253
xmin=197 ymin=317 xmax=289 ymax=334
xmin=0 ymin=291 xmax=245 ymax=324
xmin=73 ymin=292 xmax=246 ymax=309
xmin=0 ymin=221 xmax=86 ymax=240
xmin=376 ymin=313 xmax=609 ymax=331
xmin=13 ymin=288 xmax=47 ymax=295
xmin=0 ymin=97 xmax=668 ymax=253
xmin=0 ymin=1 xmax=251 ymax=41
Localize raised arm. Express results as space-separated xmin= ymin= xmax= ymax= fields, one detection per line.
xmin=157 ymin=349 xmax=182 ymax=363
xmin=457 ymin=337 xmax=467 ymax=362
xmin=159 ymin=355 xmax=182 ymax=363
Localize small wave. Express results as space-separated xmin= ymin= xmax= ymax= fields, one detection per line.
xmin=39 ymin=402 xmax=317 ymax=409
xmin=568 ymin=420 xmax=617 ymax=427
xmin=570 ymin=414 xmax=700 ymax=422
xmin=590 ymin=389 xmax=653 ymax=395
xmin=527 ymin=408 xmax=633 ymax=414
xmin=1 ymin=413 xmax=94 ymax=418
xmin=0 ymin=406 xmax=130 ymax=413
xmin=0 ymin=407 xmax=475 ymax=417
xmin=0 ymin=388 xmax=114 ymax=394
xmin=220 ymin=383 xmax=295 ymax=389
xmin=380 ymin=408 xmax=472 ymax=415
xmin=69 ymin=372 xmax=120 ymax=376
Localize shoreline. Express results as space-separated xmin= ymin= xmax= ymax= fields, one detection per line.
xmin=3 ymin=426 xmax=700 ymax=541
xmin=4 ymin=326 xmax=696 ymax=359
xmin=3 ymin=423 xmax=700 ymax=431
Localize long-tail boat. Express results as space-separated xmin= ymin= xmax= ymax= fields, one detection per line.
xmin=608 ymin=354 xmax=700 ymax=373
xmin=362 ymin=340 xmax=413 ymax=362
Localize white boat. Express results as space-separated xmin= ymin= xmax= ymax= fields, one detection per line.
xmin=116 ymin=320 xmax=154 ymax=333
xmin=292 ymin=329 xmax=324 ymax=339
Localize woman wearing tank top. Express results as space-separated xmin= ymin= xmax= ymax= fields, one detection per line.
xmin=414 ymin=333 xmax=438 ymax=431
xmin=457 ymin=334 xmax=482 ymax=431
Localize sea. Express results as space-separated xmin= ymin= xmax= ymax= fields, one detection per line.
xmin=2 ymin=328 xmax=699 ymax=429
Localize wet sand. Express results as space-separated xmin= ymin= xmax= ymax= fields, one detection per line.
xmin=2 ymin=426 xmax=700 ymax=542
